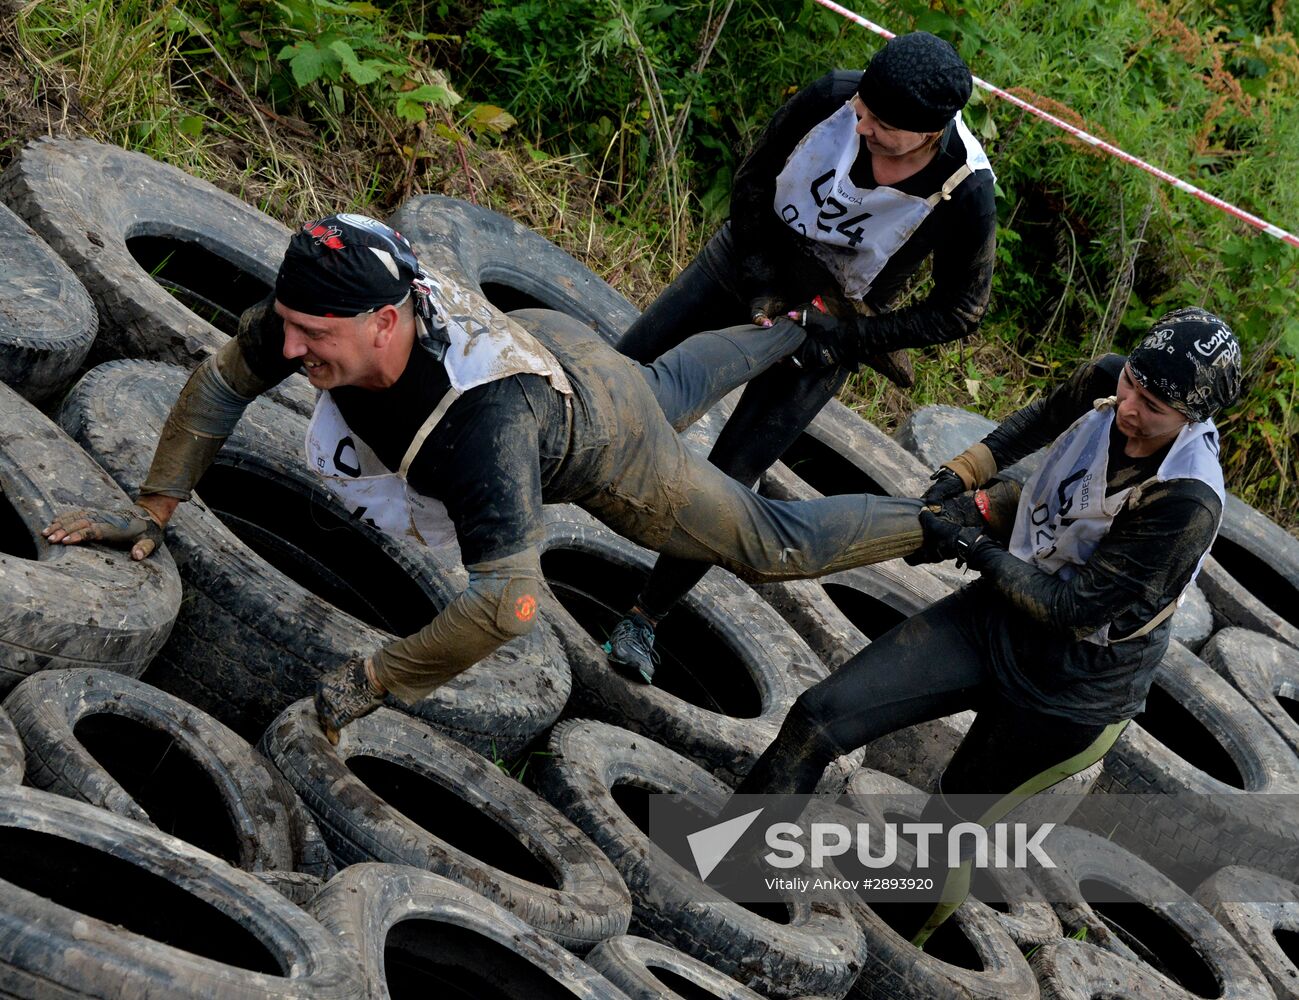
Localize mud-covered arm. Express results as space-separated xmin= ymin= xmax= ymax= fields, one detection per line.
xmin=966 ymin=480 xmax=1220 ymax=639
xmin=852 ymin=176 xmax=996 ymax=354
xmin=139 ymin=296 xmax=297 ymax=502
xmin=369 ymin=379 xmax=548 ymax=701
xmin=979 ymin=355 xmax=1125 ymax=472
xmin=731 ymin=72 xmax=850 ymax=304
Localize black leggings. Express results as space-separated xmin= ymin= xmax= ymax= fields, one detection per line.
xmin=732 ymin=585 xmax=1128 ymax=942
xmin=737 ymin=586 xmax=1121 ymax=799
xmin=617 ymin=224 xmax=851 ymax=619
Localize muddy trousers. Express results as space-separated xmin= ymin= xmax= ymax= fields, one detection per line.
xmin=616 ymin=224 xmax=853 ymax=617
xmin=732 ymin=586 xmax=1128 ymax=941
xmin=577 ymin=318 xmax=922 ymax=585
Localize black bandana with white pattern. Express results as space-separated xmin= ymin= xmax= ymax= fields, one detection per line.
xmin=1128 ymin=308 xmax=1242 ymax=422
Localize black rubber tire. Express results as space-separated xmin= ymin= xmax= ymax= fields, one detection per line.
xmin=851 ymin=704 xmax=1103 ymax=828
xmin=540 ymin=505 xmax=832 ymax=788
xmin=387 ymin=193 xmax=640 ymax=346
xmin=892 ymin=404 xmax=1044 ymax=486
xmin=1030 ymin=824 xmax=1273 ymax=999
xmin=0 ymin=200 xmax=97 ymax=401
xmin=0 ymin=137 xmax=319 ymax=416
xmin=1199 ymin=552 xmax=1299 ymax=652
xmin=1202 ymin=626 xmax=1299 ymax=757
xmin=1029 ymin=938 xmax=1207 ymax=1000
xmin=0 ymin=784 xmax=364 ymax=998
xmin=0 ymin=707 xmax=21 ymax=785
xmin=307 ymin=863 xmax=633 ymax=999
xmin=1169 ymin=584 xmax=1214 ymax=653
xmin=842 ymin=767 xmax=1062 ymax=951
xmin=254 ymin=871 xmax=326 ymax=909
xmin=755 ymin=559 xmax=952 ymax=672
xmin=0 ymin=379 xmax=181 ymax=695
xmin=57 ymin=360 xmax=571 ymax=755
xmin=1214 ymin=492 xmax=1299 ymax=635
xmin=538 ymin=719 xmax=867 ymax=1000
xmin=585 ymin=935 xmax=766 ymax=1000
xmin=1194 ymin=865 xmax=1299 ymax=1000
xmin=0 ymin=137 xmax=284 ymax=367
xmin=3 ymin=668 xmax=333 ymax=877
xmin=263 ymin=700 xmax=631 ymax=953
xmin=752 ymin=578 xmax=867 ymax=671
xmin=1078 ymin=639 xmax=1299 ymax=884
xmin=759 ymin=398 xmax=930 ymax=503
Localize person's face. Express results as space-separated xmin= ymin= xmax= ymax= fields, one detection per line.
xmin=276 ymin=301 xmax=378 ymax=390
xmin=1115 ymin=363 xmax=1190 ymax=444
xmin=850 ymin=95 xmax=938 ymax=157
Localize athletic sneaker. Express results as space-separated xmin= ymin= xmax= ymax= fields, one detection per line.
xmin=603 ymin=612 xmax=659 ymax=684
xmin=315 ymin=657 xmax=385 ymax=745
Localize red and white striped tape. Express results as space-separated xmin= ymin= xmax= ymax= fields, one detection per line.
xmin=812 ymin=0 xmax=1299 ymax=249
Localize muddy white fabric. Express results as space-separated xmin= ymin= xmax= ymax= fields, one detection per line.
xmin=772 ymin=103 xmax=991 ymax=300
xmin=305 ymin=271 xmax=573 ymax=551
xmin=1008 ymin=396 xmax=1225 ymax=644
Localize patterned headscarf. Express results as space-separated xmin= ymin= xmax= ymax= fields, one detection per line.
xmin=1128 ymin=307 xmax=1242 ymax=422
xmin=275 ymin=213 xmax=433 ymax=321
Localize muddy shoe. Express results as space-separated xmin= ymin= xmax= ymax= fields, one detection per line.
xmin=315 ymin=657 xmax=385 ymax=745
xmin=603 ymin=612 xmax=659 ymax=684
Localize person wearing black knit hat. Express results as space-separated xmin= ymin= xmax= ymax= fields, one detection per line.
xmin=607 ymin=30 xmax=997 ymax=683
xmin=42 ymin=212 xmax=931 ymax=744
xmin=711 ymin=307 xmax=1241 ymax=946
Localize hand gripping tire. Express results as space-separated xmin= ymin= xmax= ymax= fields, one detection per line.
xmin=3 ymin=668 xmax=332 ymax=877
xmin=540 ymin=505 xmax=833 ymax=788
xmin=0 ymin=137 xmax=317 ymax=416
xmin=0 ymin=707 xmax=21 ymax=785
xmin=387 ymin=193 xmax=640 ymax=346
xmin=1078 ymin=640 xmax=1299 ymax=884
xmin=1029 ymin=825 xmax=1273 ymax=999
xmin=57 ymin=360 xmax=570 ymax=755
xmin=0 ymin=380 xmax=181 ymax=695
xmin=1194 ymin=865 xmax=1299 ymax=999
xmin=0 ymin=200 xmax=97 ymax=401
xmin=1202 ymin=626 xmax=1299 ymax=754
xmin=307 ymin=863 xmax=634 ymax=999
xmin=262 ymin=700 xmax=631 ymax=953
xmin=0 ymin=785 xmax=364 ymax=998
xmin=585 ymin=935 xmax=767 ymax=1000
xmin=538 ymin=719 xmax=867 ymax=1000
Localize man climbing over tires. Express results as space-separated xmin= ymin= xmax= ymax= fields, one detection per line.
xmin=44 ymin=214 xmax=923 ymax=744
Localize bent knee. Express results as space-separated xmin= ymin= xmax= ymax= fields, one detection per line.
xmin=491 ymin=576 xmax=542 ymax=638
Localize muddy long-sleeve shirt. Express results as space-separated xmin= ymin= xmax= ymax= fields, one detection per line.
xmin=729 ymin=70 xmax=997 ymax=357
xmin=963 ymin=354 xmax=1222 ymax=723
xmin=206 ymin=300 xmax=635 ymax=701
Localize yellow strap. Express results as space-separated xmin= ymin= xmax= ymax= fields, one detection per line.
xmin=398 ymin=386 xmax=461 ymax=479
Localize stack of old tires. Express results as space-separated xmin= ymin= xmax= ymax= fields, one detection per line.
xmin=0 ymin=136 xmax=1296 ymax=998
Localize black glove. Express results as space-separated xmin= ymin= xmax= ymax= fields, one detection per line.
xmin=789 ymin=304 xmax=857 ymax=370
xmin=917 ymin=509 xmax=986 ymax=566
xmin=935 ymin=491 xmax=988 ymax=529
xmin=749 ymin=294 xmax=785 ymax=327
xmin=42 ymin=503 xmax=165 ymax=560
xmin=921 ymin=467 xmax=967 ymax=506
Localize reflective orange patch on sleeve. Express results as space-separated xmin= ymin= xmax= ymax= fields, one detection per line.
xmin=515 ymin=594 xmax=537 ymax=622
